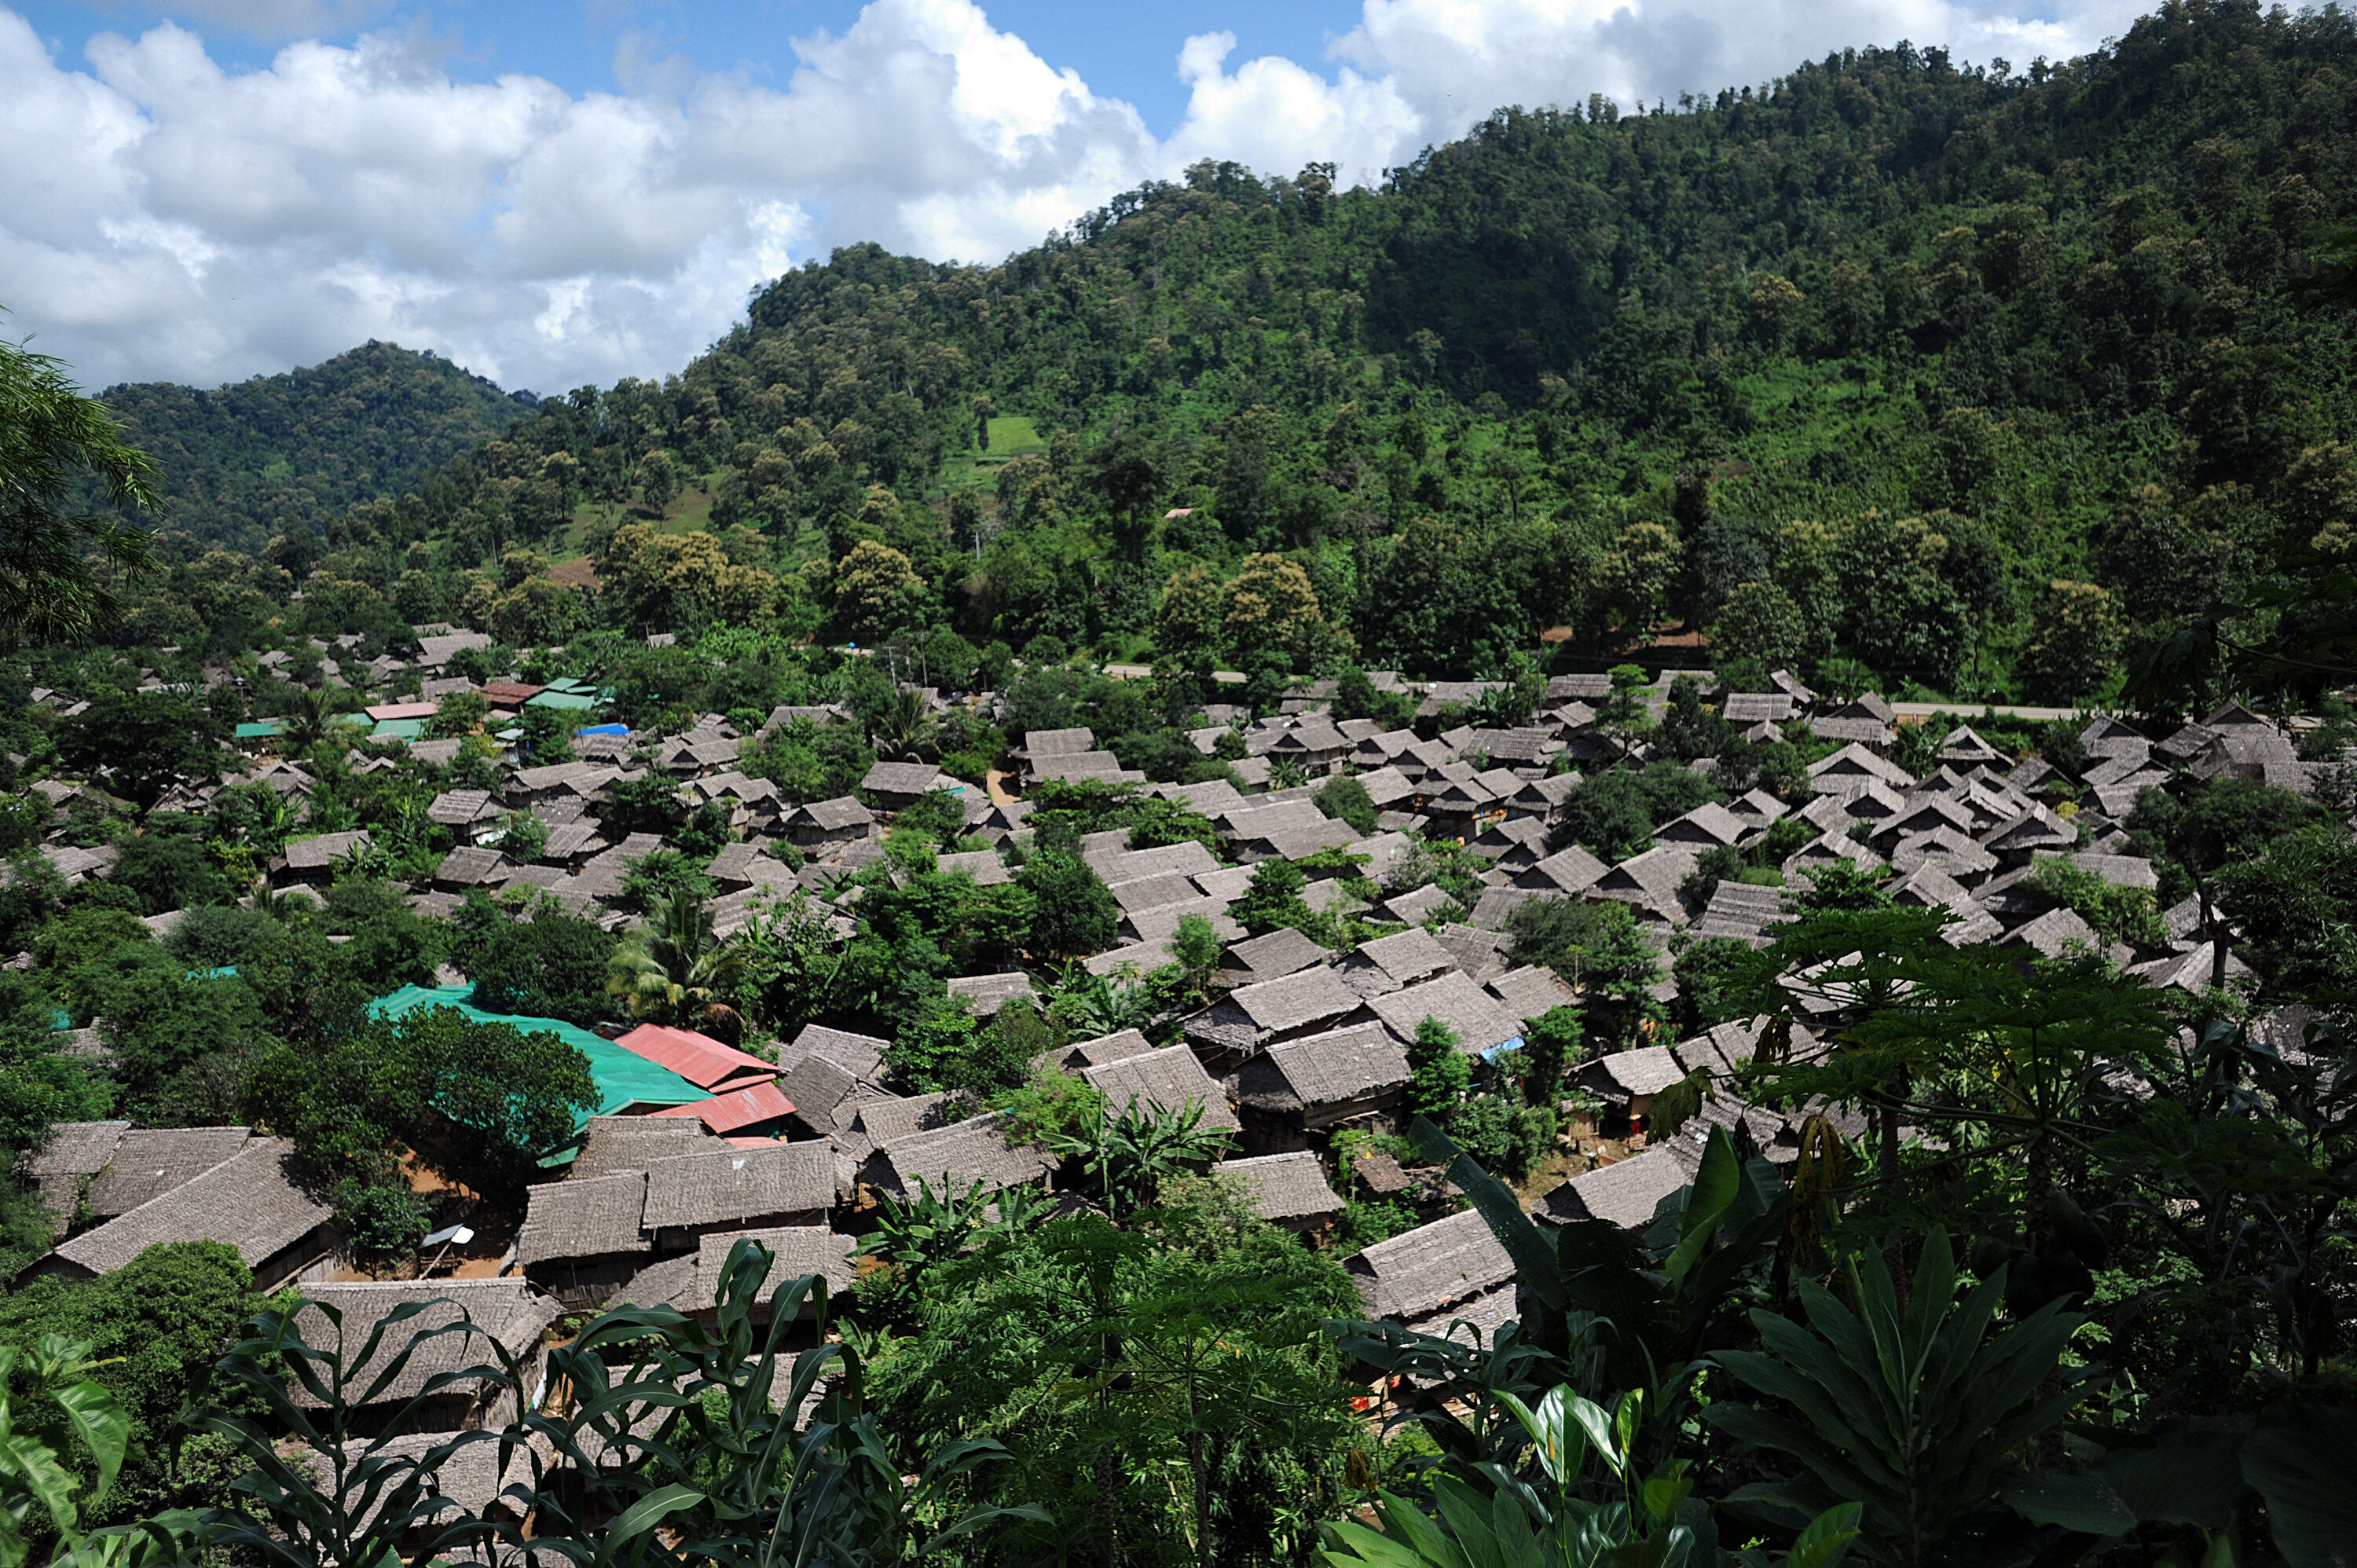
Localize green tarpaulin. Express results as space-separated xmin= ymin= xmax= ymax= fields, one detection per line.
xmin=369 ymin=984 xmax=705 ymax=1123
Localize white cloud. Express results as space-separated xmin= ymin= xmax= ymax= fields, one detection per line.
xmin=0 ymin=0 xmax=2147 ymax=395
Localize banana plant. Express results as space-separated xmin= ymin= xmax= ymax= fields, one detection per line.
xmin=1 ymin=1335 xmax=197 ymax=1568
xmin=1320 ymin=1382 xmax=1864 ymax=1568
xmin=517 ymin=1238 xmax=1043 ymax=1567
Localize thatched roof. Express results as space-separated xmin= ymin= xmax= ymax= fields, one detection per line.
xmin=783 ymin=1024 xmax=887 ymax=1079
xmin=1347 ymin=1210 xmax=1516 ymax=1321
xmin=1189 ymin=966 xmax=1362 ymax=1052
xmin=1369 ymin=973 xmax=1521 ymax=1055
xmin=53 ymin=1139 xmax=328 ymax=1278
xmin=779 ymin=1054 xmax=864 ymax=1137
xmin=1236 ymin=1023 xmax=1411 ymax=1113
xmin=293 ymin=1280 xmax=558 ymax=1405
xmin=515 ymin=1173 xmax=651 ymax=1266
xmin=20 ymin=1121 xmax=130 ymax=1181
xmin=640 ymin=1142 xmax=835 ymax=1229
xmin=855 ymin=1090 xmax=979 ymax=1146
xmin=691 ymin=1225 xmax=858 ymax=1304
xmin=946 ymin=972 xmax=1036 ymax=1017
xmin=1036 ymin=1028 xmax=1157 ymax=1074
xmin=1216 ymin=1152 xmax=1341 ymax=1223
xmin=1534 ymin=1140 xmax=1703 ymax=1229
xmin=1337 ymin=928 xmax=1455 ymax=998
xmin=86 ymin=1126 xmax=251 ymax=1217
xmin=878 ymin=1113 xmax=1055 ymax=1197
xmin=1083 ymin=1046 xmax=1241 ymax=1131
xmin=1485 ymin=966 xmax=1578 ymax=1023
xmin=572 ymin=1116 xmax=717 ymax=1180
xmin=1217 ymin=926 xmax=1329 ymax=985
xmin=1578 ymin=1045 xmax=1690 ymax=1101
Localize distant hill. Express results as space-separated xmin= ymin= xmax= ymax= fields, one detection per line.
xmin=95 ymin=1 xmax=2357 ymax=704
xmin=103 ymin=342 xmax=533 ymax=553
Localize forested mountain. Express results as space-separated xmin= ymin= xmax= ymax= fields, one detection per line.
xmin=102 ymin=342 xmax=533 ymax=556
xmin=113 ymin=0 xmax=2357 ymax=705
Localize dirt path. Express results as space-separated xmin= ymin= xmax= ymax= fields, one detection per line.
xmin=985 ymin=768 xmax=1018 ymax=806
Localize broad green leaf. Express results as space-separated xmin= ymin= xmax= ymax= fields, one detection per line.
xmin=1999 ymin=1471 xmax=2136 ymax=1537
xmin=2242 ymin=1408 xmax=2357 ymax=1568
xmin=2091 ymin=1427 xmax=2248 ymax=1530
xmin=602 ymin=1482 xmax=705 ymax=1552
xmin=1663 ymin=1127 xmax=1740 ymax=1284
xmin=0 ymin=1417 xmax=83 ymax=1539
xmin=1788 ymin=1501 xmax=1863 ymax=1568
xmin=53 ymin=1379 xmax=131 ymax=1503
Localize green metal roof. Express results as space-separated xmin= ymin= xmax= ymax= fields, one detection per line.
xmin=368 ymin=984 xmax=706 ymax=1123
xmin=525 ymin=690 xmax=599 ymax=710
xmin=235 ymin=720 xmax=286 ymax=739
xmin=372 ymin=717 xmax=427 ymax=739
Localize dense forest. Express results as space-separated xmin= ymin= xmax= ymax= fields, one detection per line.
xmin=100 ymin=343 xmax=532 ymax=557
xmin=97 ymin=0 xmax=2357 ymax=709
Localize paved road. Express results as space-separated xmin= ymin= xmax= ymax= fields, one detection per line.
xmin=1890 ymin=702 xmax=2089 ymax=721
xmin=1097 ymin=662 xmax=2096 ymax=720
xmin=1100 ymin=662 xmax=1244 ymax=683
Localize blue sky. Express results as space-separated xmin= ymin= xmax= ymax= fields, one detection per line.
xmin=0 ymin=0 xmax=2143 ymax=393
xmin=12 ymin=0 xmax=1365 ymax=132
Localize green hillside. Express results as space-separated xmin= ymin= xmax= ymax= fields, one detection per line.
xmin=102 ymin=341 xmax=532 ymax=555
xmin=113 ymin=0 xmax=2357 ymax=705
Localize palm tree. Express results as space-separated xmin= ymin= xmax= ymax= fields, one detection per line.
xmin=865 ymin=682 xmax=937 ymax=763
xmin=607 ymin=888 xmax=749 ymax=1039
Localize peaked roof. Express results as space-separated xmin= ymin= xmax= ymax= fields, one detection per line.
xmin=614 ymin=1024 xmax=779 ymax=1093
xmin=649 ymin=1080 xmax=798 ymax=1136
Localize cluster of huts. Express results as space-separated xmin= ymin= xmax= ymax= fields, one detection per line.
xmin=15 ymin=642 xmax=2351 ymax=1528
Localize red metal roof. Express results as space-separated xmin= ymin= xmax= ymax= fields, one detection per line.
xmin=651 ymin=1080 xmax=797 ymax=1136
xmin=614 ymin=1024 xmax=778 ymax=1093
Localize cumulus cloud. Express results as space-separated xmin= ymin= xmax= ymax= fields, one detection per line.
xmin=0 ymin=0 xmax=2144 ymax=394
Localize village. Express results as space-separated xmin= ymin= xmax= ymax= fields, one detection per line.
xmin=9 ymin=620 xmax=2327 ymax=1537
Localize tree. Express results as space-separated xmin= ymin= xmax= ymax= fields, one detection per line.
xmin=1405 ymin=1016 xmax=1470 ymax=1122
xmin=0 ymin=1239 xmax=258 ymax=1524
xmin=247 ymin=1005 xmax=597 ymax=1200
xmin=1314 ymin=774 xmax=1377 ymax=835
xmin=2213 ymin=825 xmax=2357 ymax=998
xmin=1713 ymin=579 xmax=1809 ymax=670
xmin=1015 ymin=849 xmax=1116 ymax=960
xmin=2130 ymin=779 xmax=2322 ymax=987
xmin=2021 ymin=579 xmax=2122 ymax=703
xmin=1519 ymin=1002 xmax=1587 ymax=1105
xmin=59 ymin=690 xmax=225 ymax=808
xmin=1507 ymin=898 xmax=1664 ymax=1048
xmin=1232 ymin=858 xmax=1318 ymax=939
xmin=424 ymin=690 xmax=489 ymax=738
xmin=607 ymin=889 xmax=746 ymax=1036
xmin=1044 ymin=1097 xmax=1233 ymax=1219
xmin=460 ymin=902 xmax=618 ymax=1027
xmin=867 ymin=1206 xmax=1359 ymax=1567
xmin=112 ymin=828 xmax=233 ymax=914
xmin=1156 ymin=565 xmax=1226 ymax=676
xmin=1222 ymin=553 xmax=1349 ymax=672
xmin=833 ymin=540 xmax=927 ymax=641
xmin=0 ymin=330 xmax=159 ymax=645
